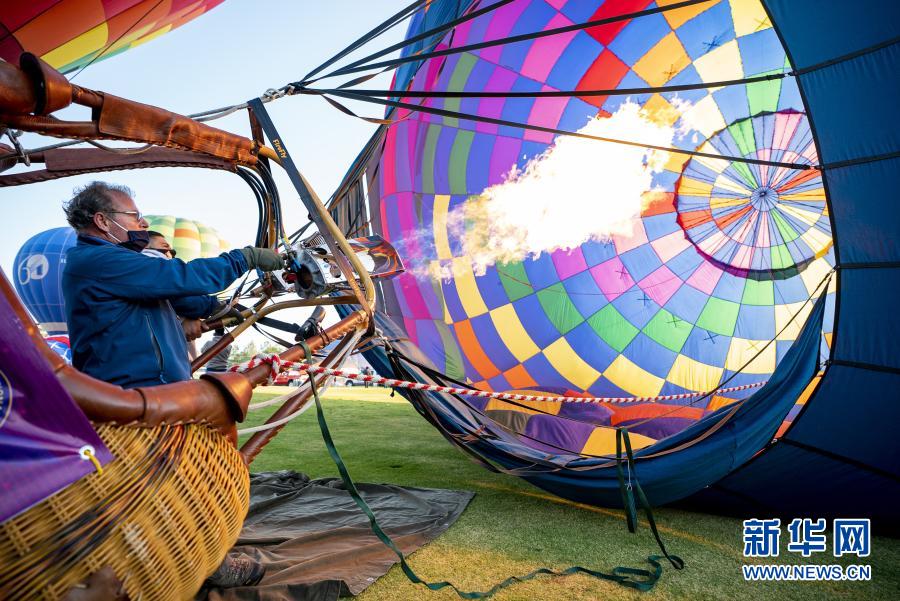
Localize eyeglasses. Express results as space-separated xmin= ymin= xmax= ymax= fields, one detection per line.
xmin=148 ymin=247 xmax=177 ymax=258
xmin=105 ymin=210 xmax=144 ymax=221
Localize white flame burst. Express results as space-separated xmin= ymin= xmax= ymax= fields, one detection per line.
xmin=447 ymin=100 xmax=682 ymax=276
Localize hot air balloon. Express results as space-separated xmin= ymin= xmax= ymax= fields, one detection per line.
xmin=143 ymin=215 xmax=229 ymax=261
xmin=360 ymin=0 xmax=835 ymax=445
xmin=13 ymin=227 xmax=78 ymax=335
xmin=325 ymin=0 xmax=899 ymax=520
xmin=0 ymin=0 xmax=225 ymax=75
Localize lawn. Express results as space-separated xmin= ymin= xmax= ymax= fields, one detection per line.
xmin=240 ymin=387 xmax=900 ymax=601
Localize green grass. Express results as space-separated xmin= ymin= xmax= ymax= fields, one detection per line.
xmin=240 ymin=387 xmax=900 ymax=600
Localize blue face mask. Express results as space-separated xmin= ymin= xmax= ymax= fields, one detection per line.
xmin=107 ymin=217 xmax=151 ymax=252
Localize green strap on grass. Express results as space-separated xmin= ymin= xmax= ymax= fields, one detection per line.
xmin=300 ymin=341 xmax=681 ymax=596
xmin=616 ymin=428 xmax=685 ymax=571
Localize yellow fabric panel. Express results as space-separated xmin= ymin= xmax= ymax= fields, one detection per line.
xmin=484 ymin=398 xmax=561 ymax=416
xmin=642 ymin=94 xmax=682 ymax=127
xmin=693 ymin=40 xmax=743 ymax=83
xmin=432 ymin=195 xmax=453 ymax=260
xmin=714 ymin=173 xmax=752 ymax=196
xmin=779 ymin=203 xmax=821 ymax=226
xmin=667 ymin=354 xmax=724 ymax=392
xmin=710 ymin=196 xmax=749 ymax=209
xmin=41 ymin=23 xmax=108 ymax=69
xmin=543 ymin=337 xmax=602 ymax=391
xmin=106 ymin=24 xmax=154 ymax=54
xmin=796 ymin=373 xmax=824 ymax=406
xmin=131 ymin=24 xmax=173 ymax=49
xmin=632 ymin=32 xmax=691 ymax=87
xmin=581 ymin=426 xmax=656 ymax=456
xmin=451 ymin=257 xmax=488 ymax=318
xmin=603 ymin=355 xmax=665 ymax=397
xmin=676 ymin=176 xmax=714 ymax=197
xmin=489 ymin=304 xmax=540 ymax=362
xmin=682 ymin=94 xmax=727 ymax=138
xmin=705 ymin=395 xmax=740 ymax=412
xmin=800 ymin=257 xmax=834 ymax=295
xmin=731 ymin=0 xmax=772 ymax=37
xmin=659 ymin=0 xmax=719 ymax=29
xmin=775 ymin=301 xmax=808 ymax=340
xmin=800 ymin=227 xmax=832 ymax=255
xmin=725 ymin=337 xmax=776 ymax=374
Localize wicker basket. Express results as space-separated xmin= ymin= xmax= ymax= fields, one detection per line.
xmin=0 ymin=423 xmax=249 ymax=601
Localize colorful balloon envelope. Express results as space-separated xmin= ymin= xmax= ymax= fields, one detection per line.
xmin=0 ymin=0 xmax=225 ymax=75
xmin=367 ymin=0 xmax=835 ymax=447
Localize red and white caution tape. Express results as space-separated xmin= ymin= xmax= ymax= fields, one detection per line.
xmin=230 ymin=354 xmax=766 ymax=405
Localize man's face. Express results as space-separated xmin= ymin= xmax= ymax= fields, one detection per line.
xmin=147 ymin=236 xmax=175 ymax=258
xmin=97 ymin=191 xmax=149 ymax=237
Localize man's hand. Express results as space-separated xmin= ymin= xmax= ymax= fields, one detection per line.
xmin=181 ymin=318 xmax=203 ymax=341
xmin=240 ymin=247 xmax=284 ymax=272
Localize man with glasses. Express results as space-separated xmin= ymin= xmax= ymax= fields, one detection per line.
xmin=61 ymin=181 xmax=283 ymax=389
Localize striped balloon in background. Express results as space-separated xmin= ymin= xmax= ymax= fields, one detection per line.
xmin=144 ymin=215 xmax=228 ymax=262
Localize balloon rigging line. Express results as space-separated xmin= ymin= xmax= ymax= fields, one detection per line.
xmin=303 ymin=0 xmax=517 ymax=85
xmin=302 ymin=0 xmax=714 ymax=83
xmin=301 ymin=0 xmax=429 ymax=82
xmin=68 ymin=0 xmax=166 ymax=82
xmin=308 ymin=87 xmax=815 ymax=170
xmin=308 ymin=71 xmax=792 ymax=100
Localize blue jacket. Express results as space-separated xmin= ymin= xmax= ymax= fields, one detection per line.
xmin=62 ymin=235 xmax=249 ymax=388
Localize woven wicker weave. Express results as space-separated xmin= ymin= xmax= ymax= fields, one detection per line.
xmin=0 ymin=423 xmax=249 ymax=601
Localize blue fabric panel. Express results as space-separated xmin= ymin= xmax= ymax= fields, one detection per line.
xmin=785 ymin=364 xmax=900 ymax=477
xmin=581 ymin=239 xmax=618 ymax=267
xmin=825 ymin=157 xmax=900 ymax=263
xmin=737 ymin=29 xmax=783 ymax=75
xmin=797 ymin=42 xmax=900 ymax=165
xmin=673 ymin=0 xmax=734 ymax=61
xmin=833 ymin=267 xmax=900 ymax=370
xmin=606 ymin=12 xmax=670 ymax=66
xmin=522 ymin=252 xmax=560 ymax=291
xmin=547 ymin=31 xmax=604 ymax=90
xmin=470 ymin=313 xmax=519 ymax=372
xmin=688 ymin=443 xmax=900 ymax=530
xmin=475 ymin=265 xmax=516 ymax=311
xmin=564 ymin=322 xmax=618 ymax=373
xmin=562 ymin=269 xmax=608 ymax=318
xmin=611 ymin=287 xmax=659 ymax=329
xmin=764 ymin=0 xmax=900 ymax=68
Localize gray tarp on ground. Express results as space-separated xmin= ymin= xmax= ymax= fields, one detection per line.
xmin=203 ymin=471 xmax=474 ymax=601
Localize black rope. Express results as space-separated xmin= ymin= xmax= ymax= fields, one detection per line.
xmin=68 ymin=0 xmax=166 ymax=81
xmin=309 ymin=71 xmax=789 ymax=100
xmin=304 ymin=0 xmax=515 ymax=85
xmin=301 ymin=0 xmax=428 ymax=82
xmin=309 ymin=87 xmax=814 ymax=170
xmin=313 ymin=0 xmax=714 ymax=81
